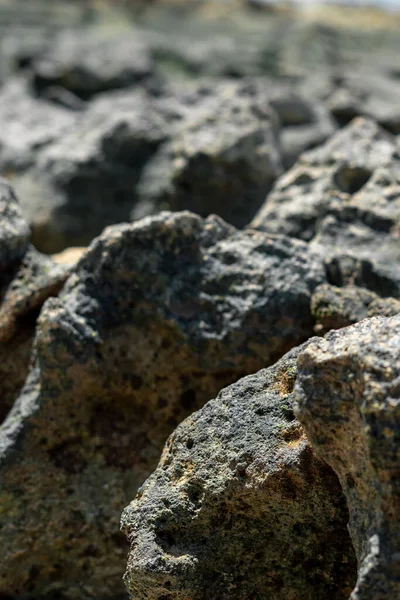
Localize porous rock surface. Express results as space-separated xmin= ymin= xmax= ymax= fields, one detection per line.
xmin=251 ymin=117 xmax=400 ymax=298
xmin=295 ymin=316 xmax=400 ymax=600
xmin=121 ymin=343 xmax=357 ymax=600
xmin=1 ymin=7 xmax=400 ymax=600
xmin=0 ymin=178 xmax=68 ymax=423
xmin=251 ymin=117 xmax=397 ymax=243
xmin=250 ymin=116 xmax=397 ymax=244
xmin=0 ymin=211 xmax=326 ymax=599
xmin=311 ymin=284 xmax=400 ymax=335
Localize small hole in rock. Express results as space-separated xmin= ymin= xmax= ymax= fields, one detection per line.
xmin=333 ymin=165 xmax=372 ymax=195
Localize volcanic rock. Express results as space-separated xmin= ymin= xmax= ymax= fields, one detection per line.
xmin=311 ymin=284 xmax=400 ymax=334
xmin=251 ymin=117 xmax=400 ymax=297
xmin=121 ymin=343 xmax=357 ymax=600
xmin=251 ymin=117 xmax=396 ymax=241
xmin=13 ymin=87 xmax=169 ymax=253
xmin=14 ymin=80 xmax=282 ymax=253
xmin=295 ymin=316 xmax=400 ymax=600
xmin=328 ymin=71 xmax=400 ymax=133
xmin=0 ymin=210 xmax=325 ymax=598
xmin=268 ymin=87 xmax=336 ymax=168
xmin=132 ymin=79 xmax=282 ymax=228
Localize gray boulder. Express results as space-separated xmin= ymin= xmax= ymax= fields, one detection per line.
xmin=0 ymin=77 xmax=76 ymax=174
xmin=0 ymin=211 xmax=325 ymax=599
xmin=13 ymin=86 xmax=169 ymax=253
xmin=323 ymin=254 xmax=400 ymax=301
xmin=251 ymin=117 xmax=396 ymax=241
xmin=328 ymin=71 xmax=400 ymax=133
xmin=310 ymin=160 xmax=400 ymax=266
xmin=295 ymin=316 xmax=400 ymax=600
xmin=132 ymin=79 xmax=282 ymax=228
xmin=32 ymin=29 xmax=154 ymax=100
xmin=14 ymin=80 xmax=282 ymax=253
xmin=251 ymin=117 xmax=400 ymax=297
xmin=121 ymin=343 xmax=357 ymax=600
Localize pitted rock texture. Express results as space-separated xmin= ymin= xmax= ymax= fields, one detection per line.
xmin=311 ymin=284 xmax=400 ymax=335
xmin=251 ymin=117 xmax=397 ymax=241
xmin=0 ymin=178 xmax=68 ymax=423
xmin=323 ymin=254 xmax=400 ymax=301
xmin=310 ymin=160 xmax=400 ymax=268
xmin=121 ymin=343 xmax=357 ymax=600
xmin=251 ymin=117 xmax=400 ymax=298
xmin=0 ymin=211 xmax=325 ymax=599
xmin=294 ymin=316 xmax=400 ymax=600
xmin=251 ymin=118 xmax=400 ymax=249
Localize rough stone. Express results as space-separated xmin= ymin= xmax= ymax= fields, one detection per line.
xmin=0 ymin=210 xmax=325 ymax=599
xmin=311 ymin=283 xmax=400 ymax=335
xmin=0 ymin=77 xmax=76 ymax=175
xmin=251 ymin=117 xmax=396 ymax=241
xmin=12 ymin=87 xmax=169 ymax=253
xmin=268 ymin=87 xmax=336 ymax=168
xmin=251 ymin=118 xmax=400 ymax=297
xmin=32 ymin=29 xmax=154 ymax=100
xmin=295 ymin=316 xmax=400 ymax=600
xmin=132 ymin=79 xmax=282 ymax=228
xmin=323 ymin=254 xmax=400 ymax=301
xmin=280 ymin=108 xmax=336 ymax=169
xmin=328 ymin=71 xmax=400 ymax=133
xmin=310 ymin=160 xmax=400 ymax=267
xmin=121 ymin=343 xmax=357 ymax=600
xmin=0 ymin=178 xmax=68 ymax=423
xmin=14 ymin=79 xmax=282 ymax=253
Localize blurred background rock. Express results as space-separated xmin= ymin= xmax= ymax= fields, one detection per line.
xmin=1 ymin=0 xmax=400 ymax=253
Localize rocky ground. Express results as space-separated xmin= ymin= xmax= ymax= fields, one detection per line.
xmin=0 ymin=1 xmax=399 ymax=599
